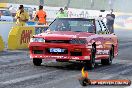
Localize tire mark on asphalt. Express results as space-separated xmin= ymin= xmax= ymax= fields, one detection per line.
xmin=101 ymin=67 xmax=132 ymax=79
xmin=0 ymin=67 xmax=59 ymax=82
xmin=24 ymin=73 xmax=81 ymax=88
xmin=0 ymin=70 xmax=60 ymax=85
xmin=0 ymin=59 xmax=31 ymax=68
xmin=0 ymin=70 xmax=80 ymax=88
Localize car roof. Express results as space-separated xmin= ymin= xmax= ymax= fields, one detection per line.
xmin=56 ymin=18 xmax=101 ymax=21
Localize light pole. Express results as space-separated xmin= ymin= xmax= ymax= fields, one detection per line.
xmin=39 ymin=0 xmax=44 ymax=6
xmin=90 ymin=0 xmax=94 ymax=8
xmin=108 ymin=0 xmax=114 ymax=9
xmin=66 ymin=0 xmax=71 ymax=8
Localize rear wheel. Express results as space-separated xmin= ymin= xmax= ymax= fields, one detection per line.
xmin=101 ymin=47 xmax=114 ymax=65
xmin=33 ymin=58 xmax=42 ymax=66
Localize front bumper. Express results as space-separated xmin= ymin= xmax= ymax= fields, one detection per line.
xmin=30 ymin=55 xmax=90 ymax=60
xmin=29 ymin=42 xmax=91 ymax=60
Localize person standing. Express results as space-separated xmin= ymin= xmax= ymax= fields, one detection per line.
xmin=106 ymin=9 xmax=115 ymax=33
xmin=33 ymin=5 xmax=47 ymax=25
xmin=15 ymin=5 xmax=29 ymax=26
xmin=32 ymin=8 xmax=37 ymax=19
xmin=64 ymin=6 xmax=68 ymax=17
xmin=56 ymin=8 xmax=68 ymax=18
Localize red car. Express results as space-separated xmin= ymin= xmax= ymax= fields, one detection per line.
xmin=29 ymin=18 xmax=118 ymax=69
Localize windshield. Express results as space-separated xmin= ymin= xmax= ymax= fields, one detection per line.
xmin=48 ymin=18 xmax=95 ymax=33
xmin=0 ymin=10 xmax=12 ymax=16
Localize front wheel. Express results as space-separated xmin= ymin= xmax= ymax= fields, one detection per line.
xmin=86 ymin=46 xmax=96 ymax=70
xmin=33 ymin=58 xmax=42 ymax=66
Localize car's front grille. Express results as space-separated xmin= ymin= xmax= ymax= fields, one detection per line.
xmin=45 ymin=40 xmax=70 ymax=43
xmin=70 ymin=52 xmax=82 ymax=56
xmin=46 ymin=48 xmax=68 ymax=54
xmin=33 ymin=50 xmax=44 ymax=54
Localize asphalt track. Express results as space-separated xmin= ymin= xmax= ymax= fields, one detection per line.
xmin=0 ymin=29 xmax=132 ymax=88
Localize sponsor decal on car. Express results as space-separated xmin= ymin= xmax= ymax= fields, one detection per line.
xmin=96 ymin=50 xmax=109 ymax=55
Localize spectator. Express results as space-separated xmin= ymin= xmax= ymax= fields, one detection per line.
xmin=106 ymin=9 xmax=115 ymax=33
xmin=33 ymin=5 xmax=47 ymax=25
xmin=56 ymin=8 xmax=68 ymax=18
xmin=15 ymin=5 xmax=29 ymax=26
xmin=32 ymin=8 xmax=37 ymax=19
xmin=64 ymin=6 xmax=68 ymax=17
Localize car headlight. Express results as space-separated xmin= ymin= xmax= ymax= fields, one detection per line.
xmin=70 ymin=39 xmax=86 ymax=44
xmin=30 ymin=38 xmax=45 ymax=42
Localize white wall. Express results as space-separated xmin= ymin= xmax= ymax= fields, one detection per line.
xmin=0 ymin=22 xmax=14 ymax=46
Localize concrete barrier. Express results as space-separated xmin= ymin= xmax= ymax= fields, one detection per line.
xmin=8 ymin=26 xmax=35 ymax=50
xmin=0 ymin=35 xmax=4 ymax=51
xmin=0 ymin=22 xmax=14 ymax=46
xmin=7 ymin=24 xmax=49 ymax=50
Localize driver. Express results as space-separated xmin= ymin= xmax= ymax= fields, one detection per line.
xmin=56 ymin=20 xmax=70 ymax=31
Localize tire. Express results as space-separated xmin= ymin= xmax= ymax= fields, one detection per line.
xmin=33 ymin=58 xmax=42 ymax=66
xmin=101 ymin=47 xmax=114 ymax=65
xmin=86 ymin=46 xmax=96 ymax=69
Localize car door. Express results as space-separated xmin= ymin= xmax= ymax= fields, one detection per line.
xmin=95 ymin=20 xmax=107 ymax=55
xmin=99 ymin=20 xmax=114 ymax=50
xmin=99 ymin=20 xmax=118 ymax=55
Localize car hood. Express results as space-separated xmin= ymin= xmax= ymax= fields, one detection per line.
xmin=36 ymin=31 xmax=94 ymax=40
